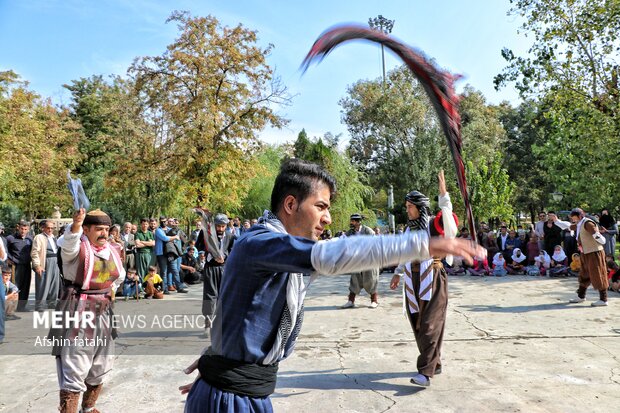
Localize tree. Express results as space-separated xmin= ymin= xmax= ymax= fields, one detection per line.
xmin=293 ymin=131 xmax=376 ymax=230
xmin=128 ymin=11 xmax=290 ymax=210
xmin=0 ymin=71 xmax=80 ymax=219
xmin=342 ymin=65 xmax=449 ymax=209
xmin=496 ymin=0 xmax=620 ymax=211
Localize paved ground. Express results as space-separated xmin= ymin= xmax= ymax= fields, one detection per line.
xmin=1 ymin=272 xmax=619 ymax=412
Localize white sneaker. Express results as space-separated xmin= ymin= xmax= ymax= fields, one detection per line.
xmin=369 ymin=301 xmax=379 ymax=308
xmin=591 ymin=300 xmax=608 ymax=307
xmin=341 ymin=301 xmax=355 ymax=309
xmin=410 ymin=373 xmax=430 ymax=387
xmin=569 ymin=297 xmax=586 ymax=303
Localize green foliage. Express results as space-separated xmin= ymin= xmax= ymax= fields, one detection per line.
xmin=468 ymin=159 xmax=516 ymax=223
xmin=497 ymin=0 xmax=620 ymax=214
xmin=128 ymin=11 xmax=289 ymax=209
xmin=293 ymin=131 xmax=376 ymax=230
xmin=0 ymin=72 xmax=80 ymax=219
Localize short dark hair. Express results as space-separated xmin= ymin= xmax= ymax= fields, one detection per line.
xmin=18 ymin=220 xmax=29 ymax=227
xmin=140 ymin=218 xmax=149 ymax=224
xmin=148 ymin=266 xmax=157 ymax=272
xmin=270 ymin=159 xmax=336 ymax=214
xmin=547 ymin=211 xmax=556 ymax=215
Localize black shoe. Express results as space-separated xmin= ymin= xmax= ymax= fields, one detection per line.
xmin=6 ymin=314 xmax=21 ymax=321
xmin=163 ymin=290 xmax=170 ymax=295
xmin=177 ymin=289 xmax=189 ymax=293
xmin=435 ymin=366 xmax=442 ymax=375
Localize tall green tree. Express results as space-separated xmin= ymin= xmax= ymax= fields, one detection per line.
xmin=293 ymin=131 xmax=376 ymax=230
xmin=128 ymin=11 xmax=290 ymax=211
xmin=0 ymin=71 xmax=80 ymax=219
xmin=496 ymin=0 xmax=620 ymax=211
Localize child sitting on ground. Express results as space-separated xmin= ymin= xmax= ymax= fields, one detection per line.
xmin=445 ymin=256 xmax=467 ymax=275
xmin=534 ymin=251 xmax=551 ymax=276
xmin=549 ymin=245 xmax=569 ymax=277
xmin=143 ymin=265 xmax=164 ymax=299
xmin=569 ymin=253 xmax=581 ymax=277
xmin=526 ymin=235 xmax=540 ymax=265
xmin=492 ymin=253 xmax=508 ymax=276
xmin=508 ymin=248 xmax=527 ymax=274
xmin=123 ymin=268 xmax=141 ymax=300
xmin=2 ymin=265 xmax=20 ymax=320
xmin=469 ymin=255 xmax=490 ymax=276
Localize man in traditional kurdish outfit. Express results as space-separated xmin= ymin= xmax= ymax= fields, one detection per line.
xmin=180 ymin=160 xmax=482 ymax=412
xmin=31 ymin=220 xmax=60 ymax=311
xmin=567 ymin=208 xmax=609 ymax=306
xmin=341 ymin=213 xmax=381 ymax=308
xmin=134 ymin=218 xmax=155 ymax=282
xmin=51 ymin=209 xmax=125 ymax=413
xmin=390 ymin=170 xmax=457 ymax=387
xmin=196 ymin=214 xmax=235 ymax=335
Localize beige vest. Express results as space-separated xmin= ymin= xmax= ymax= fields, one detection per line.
xmin=579 ymin=219 xmax=604 ymax=254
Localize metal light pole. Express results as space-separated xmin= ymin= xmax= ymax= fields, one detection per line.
xmin=368 ymin=15 xmax=395 ymax=88
xmin=388 ymin=185 xmax=395 ymax=233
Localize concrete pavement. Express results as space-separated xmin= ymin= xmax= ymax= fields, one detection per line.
xmin=1 ymin=272 xmax=619 ymax=412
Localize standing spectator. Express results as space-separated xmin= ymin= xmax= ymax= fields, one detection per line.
xmin=526 ymin=234 xmax=540 ymax=265
xmin=30 ymin=220 xmax=60 ymax=311
xmin=486 ymin=231 xmax=499 ymax=264
xmin=108 ymin=225 xmax=125 ymax=261
xmin=534 ymin=211 xmax=547 ymax=252
xmin=599 ymin=208 xmax=617 ymax=259
xmin=168 ymin=218 xmax=189 ymax=293
xmin=496 ymin=226 xmax=509 ymax=260
xmin=121 ymin=222 xmax=136 ymax=271
xmin=134 ymin=218 xmax=155 ymax=282
xmin=131 ymin=224 xmax=138 ymax=235
xmin=0 ymin=221 xmax=7 ymax=253
xmin=154 ymin=216 xmax=180 ymax=294
xmin=148 ymin=218 xmax=158 ymax=233
xmin=250 ymin=218 xmax=258 ymax=227
xmin=6 ymin=220 xmax=33 ymax=312
xmin=0 ymin=229 xmax=6 ymax=263
xmin=190 ymin=221 xmax=203 ymax=243
xmin=241 ymin=219 xmax=251 ymax=233
xmin=543 ymin=211 xmax=563 ymax=256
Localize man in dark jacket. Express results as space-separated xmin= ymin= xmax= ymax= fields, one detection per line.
xmin=6 ymin=220 xmax=33 ymax=311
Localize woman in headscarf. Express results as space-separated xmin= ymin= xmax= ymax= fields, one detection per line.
xmin=598 ymin=208 xmax=617 ymax=259
xmin=549 ymin=245 xmax=569 ymax=277
xmin=492 ymin=252 xmax=507 ymax=277
xmin=508 ymin=248 xmax=527 ymax=274
xmin=534 ymin=250 xmax=551 ymax=276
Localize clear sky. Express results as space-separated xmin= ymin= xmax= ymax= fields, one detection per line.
xmin=0 ymin=0 xmax=529 ymax=145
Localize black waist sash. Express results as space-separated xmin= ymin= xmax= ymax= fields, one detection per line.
xmin=198 ymin=354 xmax=279 ymax=398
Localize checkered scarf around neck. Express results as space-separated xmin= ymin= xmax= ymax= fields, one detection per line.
xmin=258 ymin=210 xmax=307 ymax=364
xmin=405 ymin=191 xmax=431 ymax=232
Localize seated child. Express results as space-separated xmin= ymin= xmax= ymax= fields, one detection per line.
xmin=123 ymin=268 xmax=141 ymax=300
xmin=492 ymin=253 xmax=508 ymax=277
xmin=549 ymin=245 xmax=569 ymax=277
xmin=469 ymin=256 xmax=490 ymax=276
xmin=2 ymin=265 xmax=20 ymax=320
xmin=445 ymin=256 xmax=467 ymax=276
xmin=143 ymin=265 xmax=164 ymax=299
xmin=508 ymin=248 xmax=527 ymax=274
xmin=534 ymin=251 xmax=551 ymax=276
xmin=568 ymin=253 xmax=581 ymax=277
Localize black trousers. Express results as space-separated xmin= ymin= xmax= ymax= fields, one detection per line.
xmin=14 ymin=264 xmax=32 ymax=311
xmin=202 ymin=265 xmax=223 ymax=325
